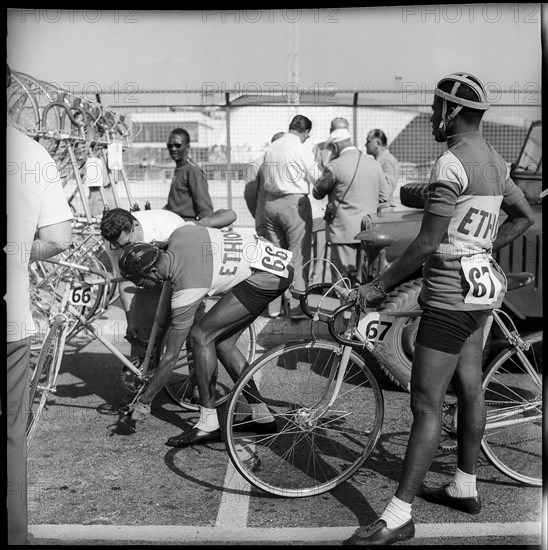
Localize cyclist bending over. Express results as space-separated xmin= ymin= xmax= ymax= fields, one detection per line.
xmin=117 ymin=224 xmax=294 ymax=447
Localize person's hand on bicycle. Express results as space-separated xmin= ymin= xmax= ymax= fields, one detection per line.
xmin=353 ymin=280 xmax=389 ymax=310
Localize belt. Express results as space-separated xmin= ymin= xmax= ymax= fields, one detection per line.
xmin=266 ymin=192 xmax=308 ymax=198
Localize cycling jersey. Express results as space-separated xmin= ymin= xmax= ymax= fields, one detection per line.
xmin=157 ymin=225 xmax=293 ymax=330
xmin=420 ymin=131 xmax=526 ymax=311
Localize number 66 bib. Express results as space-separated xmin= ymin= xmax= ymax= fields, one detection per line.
xmin=250 ymin=239 xmax=293 ymax=278
xmin=461 ymin=254 xmax=503 ymax=305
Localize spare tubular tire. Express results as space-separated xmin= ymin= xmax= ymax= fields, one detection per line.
xmin=370 ymin=277 xmax=493 ymax=391
xmin=400 ymin=182 xmax=429 ymax=209
xmin=371 ymin=278 xmax=423 ymax=391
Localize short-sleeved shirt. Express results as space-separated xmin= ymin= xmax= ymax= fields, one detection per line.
xmin=105 ymin=210 xmax=188 ymax=276
xmin=420 ymin=131 xmax=525 ymax=311
xmin=157 ymin=225 xmax=291 ymax=331
xmin=6 ymin=125 xmax=74 ymax=342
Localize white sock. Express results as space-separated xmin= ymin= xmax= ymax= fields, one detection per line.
xmin=446 ymin=468 xmax=477 ymax=498
xmin=249 ymin=403 xmax=274 ymax=424
xmin=380 ymin=496 xmax=412 ymax=529
xmin=194 ymin=406 xmax=219 ymax=432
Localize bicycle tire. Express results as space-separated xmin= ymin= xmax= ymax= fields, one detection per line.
xmin=372 ymin=278 xmax=423 ymax=391
xmin=223 ymin=339 xmax=384 ymax=497
xmin=162 ymin=321 xmax=257 ymax=411
xmin=27 ymin=316 xmax=67 ymax=447
xmin=480 ymin=331 xmax=542 ymax=486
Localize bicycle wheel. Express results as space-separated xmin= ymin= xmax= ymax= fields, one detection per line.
xmin=223 ymin=340 xmax=384 ymax=497
xmin=27 ymin=316 xmax=67 ymax=447
xmin=481 ymin=331 xmax=542 ymax=486
xmin=163 ymin=320 xmax=257 ymax=411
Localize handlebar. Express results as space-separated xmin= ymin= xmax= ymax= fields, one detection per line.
xmin=290 ymin=282 xmax=349 ymax=321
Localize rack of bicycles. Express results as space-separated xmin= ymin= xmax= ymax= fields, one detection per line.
xmin=7 ymin=69 xmax=143 ymax=222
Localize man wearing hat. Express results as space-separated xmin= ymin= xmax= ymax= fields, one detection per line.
xmin=313 ymin=128 xmax=389 ymax=285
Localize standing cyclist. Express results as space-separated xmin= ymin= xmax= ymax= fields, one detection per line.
xmin=117 ymin=225 xmax=294 ymax=446
xmin=344 ymin=73 xmax=535 ymax=545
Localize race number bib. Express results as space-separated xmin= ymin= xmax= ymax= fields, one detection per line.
xmin=461 ymin=254 xmax=503 ymax=305
xmin=250 ymin=240 xmax=293 ymax=278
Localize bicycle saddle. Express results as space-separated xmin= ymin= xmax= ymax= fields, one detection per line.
xmin=354 ymin=229 xmax=397 ymax=249
xmin=505 ymin=272 xmax=534 ymax=291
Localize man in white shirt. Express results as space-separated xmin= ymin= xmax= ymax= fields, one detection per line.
xmin=262 ymin=115 xmax=321 ymax=318
xmin=6 ymin=122 xmax=73 ymax=544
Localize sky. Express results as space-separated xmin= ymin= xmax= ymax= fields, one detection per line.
xmin=6 ymin=5 xmax=543 ymax=98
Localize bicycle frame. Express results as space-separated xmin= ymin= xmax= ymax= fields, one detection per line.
xmin=296 ymin=281 xmax=541 ymax=434
xmin=41 ymin=261 xmax=171 ymax=383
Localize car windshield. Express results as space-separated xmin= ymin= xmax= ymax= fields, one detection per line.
xmin=514 ymin=122 xmax=542 ymax=175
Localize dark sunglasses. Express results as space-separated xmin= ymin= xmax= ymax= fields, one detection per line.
xmin=166 ymin=143 xmax=184 ymax=149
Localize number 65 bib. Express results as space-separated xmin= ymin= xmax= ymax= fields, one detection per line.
xmin=461 ymin=254 xmax=503 ymax=305
xmin=250 ymin=239 xmax=293 ymax=278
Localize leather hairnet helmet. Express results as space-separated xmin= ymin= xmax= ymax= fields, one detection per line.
xmin=118 ymin=242 xmax=161 ymax=283
xmin=434 ymin=72 xmax=490 ymax=137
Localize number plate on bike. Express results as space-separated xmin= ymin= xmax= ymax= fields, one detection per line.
xmin=357 ymin=311 xmax=394 ymax=342
xmin=69 ymin=285 xmax=92 ymax=306
xmin=250 ymin=240 xmax=293 ymax=278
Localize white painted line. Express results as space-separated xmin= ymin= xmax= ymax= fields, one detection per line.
xmin=29 ymin=522 xmax=541 ymax=543
xmin=215 ymin=457 xmax=251 ymax=529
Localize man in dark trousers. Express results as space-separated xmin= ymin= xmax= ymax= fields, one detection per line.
xmin=165 ymin=127 xmax=214 ymax=221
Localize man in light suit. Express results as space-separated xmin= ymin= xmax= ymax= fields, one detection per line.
xmin=313 ymin=128 xmax=390 ymax=285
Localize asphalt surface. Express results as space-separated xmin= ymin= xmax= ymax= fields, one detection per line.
xmin=26 ymin=301 xmax=543 ymax=546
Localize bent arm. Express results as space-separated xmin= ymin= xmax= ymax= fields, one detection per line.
xmin=376 ymin=211 xmax=451 ymax=291
xmin=492 ymin=196 xmax=535 ymax=252
xmin=30 ymin=220 xmax=72 ymax=262
xmin=140 ymin=325 xmax=190 ymax=404
xmin=198 ymin=209 xmax=237 ymax=229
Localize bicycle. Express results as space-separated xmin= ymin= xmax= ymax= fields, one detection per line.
xmin=27 ymin=261 xmax=256 ymax=445
xmin=222 ymin=274 xmax=542 ymax=497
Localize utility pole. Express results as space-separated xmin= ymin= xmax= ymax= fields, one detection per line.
xmin=287 ymin=21 xmax=300 ymax=111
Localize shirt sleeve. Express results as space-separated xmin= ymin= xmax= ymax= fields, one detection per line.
xmin=36 ymin=152 xmax=73 ymax=228
xmin=502 ymin=175 xmax=527 ymax=206
xmin=312 ymin=166 xmax=336 ymax=200
xmin=188 ymin=166 xmax=214 ymax=219
xmin=300 ymin=146 xmax=322 ymax=185
xmin=424 ymin=152 xmax=466 ymax=217
xmin=376 ymin=164 xmax=391 ymax=204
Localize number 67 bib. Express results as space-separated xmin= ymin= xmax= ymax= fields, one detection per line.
xmin=250 ymin=239 xmax=293 ymax=278
xmin=461 ymin=254 xmax=503 ymax=305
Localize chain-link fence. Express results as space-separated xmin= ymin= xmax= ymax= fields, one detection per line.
xmin=106 ymin=88 xmax=541 ymax=228
xmin=8 ymin=76 xmax=541 ymax=226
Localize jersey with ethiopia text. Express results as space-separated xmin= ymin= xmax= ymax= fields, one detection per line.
xmin=419 ymin=131 xmax=525 ymax=311
xmin=156 ymin=225 xmax=290 ymax=330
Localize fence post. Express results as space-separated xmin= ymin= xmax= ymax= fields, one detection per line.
xmin=225 ymin=92 xmax=232 ymax=211
xmin=353 ymin=92 xmax=358 ymax=147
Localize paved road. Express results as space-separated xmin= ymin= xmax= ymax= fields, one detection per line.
xmin=27 ymin=303 xmax=543 ymax=546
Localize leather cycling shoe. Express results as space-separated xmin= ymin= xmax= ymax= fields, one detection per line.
xmin=232 ymin=416 xmax=277 ymax=435
xmin=343 ymin=519 xmax=415 ymax=545
xmin=419 ymin=484 xmax=481 ymax=514
xmin=165 ymin=428 xmax=221 ymax=447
